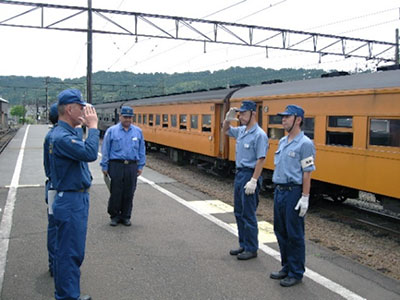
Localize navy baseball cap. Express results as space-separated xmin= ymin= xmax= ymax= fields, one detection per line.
xmin=238 ymin=100 xmax=257 ymax=112
xmin=57 ymin=89 xmax=86 ymax=106
xmin=278 ymin=105 xmax=304 ymax=118
xmin=49 ymin=103 xmax=58 ymax=124
xmin=120 ymin=106 xmax=134 ymax=117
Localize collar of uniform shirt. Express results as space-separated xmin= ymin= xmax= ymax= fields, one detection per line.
xmin=58 ymin=120 xmax=79 ymax=135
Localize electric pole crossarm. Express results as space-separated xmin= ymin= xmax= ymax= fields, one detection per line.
xmin=0 ymin=0 xmax=397 ymax=63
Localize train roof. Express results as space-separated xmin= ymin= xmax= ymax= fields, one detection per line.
xmin=0 ymin=97 xmax=9 ymax=103
xmin=95 ymin=100 xmax=128 ymax=109
xmin=123 ymin=87 xmax=240 ymax=106
xmin=232 ymin=69 xmax=400 ymax=99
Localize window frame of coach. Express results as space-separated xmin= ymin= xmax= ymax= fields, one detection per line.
xmin=326 ymin=116 xmax=353 ymax=147
xmin=368 ymin=117 xmax=400 ymax=149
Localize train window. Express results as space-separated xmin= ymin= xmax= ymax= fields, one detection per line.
xmin=202 ymin=114 xmax=211 ymax=132
xmin=269 ymin=115 xmax=282 ymax=125
xmin=327 ymin=116 xmax=353 ymax=147
xmin=143 ymin=114 xmax=147 ymax=125
xmin=180 ymin=114 xmax=187 ymax=130
xmin=162 ymin=114 xmax=168 ymax=128
xmin=138 ymin=114 xmax=142 ymax=124
xmin=267 ymin=115 xmax=284 ymax=139
xmin=171 ymin=114 xmax=177 ymax=127
xmin=156 ymin=114 xmax=161 ymax=126
xmin=149 ymin=114 xmax=154 ymax=126
xmin=133 ymin=114 xmax=136 ymax=123
xmin=303 ymin=117 xmax=314 ymax=139
xmin=369 ymin=118 xmax=400 ymax=147
xmin=326 ymin=132 xmax=353 ymax=146
xmin=191 ymin=115 xmax=198 ymax=129
xmin=268 ymin=128 xmax=285 ymax=140
xmin=328 ymin=116 xmax=353 ymax=128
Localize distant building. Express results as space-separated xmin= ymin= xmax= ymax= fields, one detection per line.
xmin=0 ymin=97 xmax=9 ymax=129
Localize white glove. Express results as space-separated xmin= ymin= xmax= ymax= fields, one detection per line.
xmin=225 ymin=107 xmax=238 ymax=122
xmin=244 ymin=178 xmax=257 ymax=195
xmin=295 ymin=195 xmax=309 ymax=217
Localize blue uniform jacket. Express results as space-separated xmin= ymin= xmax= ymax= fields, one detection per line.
xmin=272 ymin=131 xmax=316 ymax=185
xmin=228 ymin=123 xmax=269 ymax=169
xmin=49 ymin=120 xmax=99 ymax=191
xmin=100 ymin=123 xmax=146 ymax=171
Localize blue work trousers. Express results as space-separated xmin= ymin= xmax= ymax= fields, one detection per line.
xmin=53 ymin=191 xmax=89 ymax=300
xmin=47 ymin=212 xmax=56 ymax=274
xmin=273 ymin=185 xmax=305 ymax=279
xmin=108 ymin=161 xmax=138 ymax=220
xmin=233 ymin=168 xmax=260 ymax=253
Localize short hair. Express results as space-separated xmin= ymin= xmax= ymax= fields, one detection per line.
xmin=58 ymin=104 xmax=66 ymax=116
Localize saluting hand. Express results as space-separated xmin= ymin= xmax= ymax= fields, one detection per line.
xmin=81 ymin=104 xmax=98 ymax=129
xmin=225 ymin=107 xmax=238 ymax=122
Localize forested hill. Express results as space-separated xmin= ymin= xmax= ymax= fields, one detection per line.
xmin=0 ymin=67 xmax=333 ymax=105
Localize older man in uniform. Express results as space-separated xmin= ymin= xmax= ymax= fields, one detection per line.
xmin=49 ymin=89 xmax=99 ymax=300
xmin=223 ymin=100 xmax=269 ymax=260
xmin=43 ymin=102 xmax=59 ymax=277
xmin=100 ymin=106 xmax=146 ymax=227
xmin=270 ymin=104 xmax=316 ymax=287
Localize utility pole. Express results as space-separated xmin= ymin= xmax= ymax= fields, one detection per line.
xmin=87 ymin=0 xmax=93 ymax=104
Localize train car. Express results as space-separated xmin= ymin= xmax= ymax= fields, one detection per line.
xmin=123 ymin=87 xmax=244 ymax=169
xmin=230 ymin=70 xmax=400 ymax=209
xmin=0 ymin=97 xmax=9 ymax=130
xmin=95 ymin=70 xmax=400 ymax=210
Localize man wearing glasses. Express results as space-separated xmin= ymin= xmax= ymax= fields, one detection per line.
xmin=101 ymin=106 xmax=146 ymax=226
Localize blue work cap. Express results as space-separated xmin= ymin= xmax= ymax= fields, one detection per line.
xmin=278 ymin=105 xmax=304 ymax=118
xmin=49 ymin=103 xmax=58 ymax=124
xmin=238 ymin=100 xmax=257 ymax=112
xmin=120 ymin=106 xmax=134 ymax=116
xmin=57 ymin=89 xmax=86 ymax=106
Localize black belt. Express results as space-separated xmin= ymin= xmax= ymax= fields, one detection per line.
xmin=63 ymin=188 xmax=90 ymax=193
xmin=275 ymin=184 xmax=301 ymax=191
xmin=110 ymin=159 xmax=137 ymax=165
xmin=236 ymin=167 xmax=255 ymax=173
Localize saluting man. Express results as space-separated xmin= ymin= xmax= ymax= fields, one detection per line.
xmin=270 ymin=105 xmax=316 ymax=287
xmin=100 ymin=106 xmax=146 ymax=227
xmin=223 ymin=100 xmax=269 ymax=260
xmin=49 ymin=89 xmax=99 ymax=300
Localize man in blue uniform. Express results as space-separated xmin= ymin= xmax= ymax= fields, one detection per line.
xmin=100 ymin=106 xmax=146 ymax=227
xmin=270 ymin=104 xmax=316 ymax=287
xmin=43 ymin=102 xmax=59 ymax=277
xmin=223 ymin=100 xmax=269 ymax=260
xmin=49 ymin=89 xmax=99 ymax=300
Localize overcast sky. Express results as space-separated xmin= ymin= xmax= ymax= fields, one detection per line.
xmin=0 ymin=0 xmax=399 ymax=79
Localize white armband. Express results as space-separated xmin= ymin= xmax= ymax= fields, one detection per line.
xmin=301 ymin=156 xmax=314 ymax=169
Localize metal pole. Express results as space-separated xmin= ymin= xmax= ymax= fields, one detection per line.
xmin=87 ymin=0 xmax=93 ymax=104
xmin=395 ymin=28 xmax=399 ymax=67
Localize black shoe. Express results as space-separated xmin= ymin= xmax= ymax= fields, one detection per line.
xmin=237 ymin=251 xmax=257 ymax=260
xmin=78 ymin=295 xmax=91 ymax=300
xmin=229 ymin=247 xmax=244 ymax=256
xmin=270 ymin=270 xmax=288 ymax=280
xmin=109 ymin=218 xmax=118 ymax=226
xmin=121 ymin=219 xmax=131 ymax=226
xmin=280 ymin=277 xmax=302 ymax=287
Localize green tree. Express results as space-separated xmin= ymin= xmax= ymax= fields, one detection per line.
xmin=10 ymin=105 xmax=26 ymax=123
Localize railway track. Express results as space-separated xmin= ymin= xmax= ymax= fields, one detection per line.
xmin=0 ymin=128 xmax=18 ymax=154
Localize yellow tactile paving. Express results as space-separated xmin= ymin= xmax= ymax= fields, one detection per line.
xmin=190 ymin=200 xmax=277 ymax=244
xmin=190 ymin=200 xmax=234 ymax=214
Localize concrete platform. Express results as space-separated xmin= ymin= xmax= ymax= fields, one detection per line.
xmin=0 ymin=125 xmax=399 ymax=300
